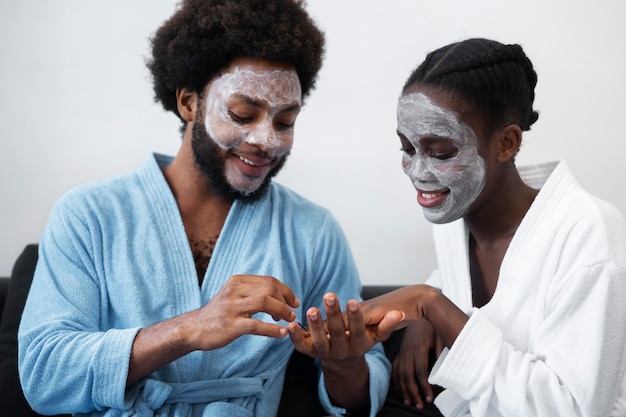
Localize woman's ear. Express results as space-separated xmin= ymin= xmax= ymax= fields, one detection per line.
xmin=497 ymin=124 xmax=523 ymax=163
xmin=176 ymin=88 xmax=198 ymax=122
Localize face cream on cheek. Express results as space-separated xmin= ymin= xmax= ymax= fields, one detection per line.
xmin=203 ymin=90 xmax=240 ymax=150
xmin=397 ymin=92 xmax=486 ymax=223
xmin=243 ymin=118 xmax=293 ymax=157
xmin=203 ymin=65 xmax=301 ymax=156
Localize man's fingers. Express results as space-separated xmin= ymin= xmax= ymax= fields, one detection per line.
xmin=345 ymin=299 xmax=366 ymax=340
xmin=258 ymin=296 xmax=297 ymax=323
xmin=235 ymin=317 xmax=289 ymax=339
xmin=231 ymin=274 xmax=300 ymax=309
xmin=323 ymin=293 xmax=344 ymax=330
xmin=306 ymin=308 xmax=330 ymax=353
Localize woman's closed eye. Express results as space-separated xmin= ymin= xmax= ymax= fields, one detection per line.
xmin=429 ymin=150 xmax=457 ymax=160
xmin=422 ymin=137 xmax=458 ymax=160
xmin=399 ymin=136 xmax=416 ymax=156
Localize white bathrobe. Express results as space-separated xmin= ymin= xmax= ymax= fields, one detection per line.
xmin=427 ymin=161 xmax=626 ymax=417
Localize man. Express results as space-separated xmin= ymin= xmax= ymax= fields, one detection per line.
xmin=18 ymin=1 xmax=399 ymax=415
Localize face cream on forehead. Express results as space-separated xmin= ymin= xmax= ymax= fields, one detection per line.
xmin=209 ymin=65 xmax=302 ymax=108
xmin=203 ymin=65 xmax=302 ymax=156
xmin=397 ymin=92 xmax=486 ymax=224
xmin=397 ymin=93 xmax=475 ymax=146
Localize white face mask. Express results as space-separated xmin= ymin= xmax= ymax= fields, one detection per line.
xmin=397 ymin=92 xmax=485 ymax=224
xmin=201 ymin=64 xmax=302 ymax=194
xmin=204 ymin=65 xmax=301 ymax=158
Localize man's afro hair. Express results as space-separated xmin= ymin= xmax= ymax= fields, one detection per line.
xmin=146 ymin=0 xmax=325 ymax=121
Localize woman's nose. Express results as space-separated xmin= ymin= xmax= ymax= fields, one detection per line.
xmin=405 ymin=157 xmax=435 ymax=183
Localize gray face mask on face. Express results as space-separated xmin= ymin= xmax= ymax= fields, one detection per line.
xmin=397 ymin=92 xmax=486 ymax=224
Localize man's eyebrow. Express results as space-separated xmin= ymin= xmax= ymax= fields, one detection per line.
xmin=232 ymin=93 xmax=264 ymax=109
xmin=280 ymin=103 xmax=301 ymax=113
xmin=232 ymin=93 xmax=301 ymax=113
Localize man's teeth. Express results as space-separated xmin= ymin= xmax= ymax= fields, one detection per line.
xmin=422 ymin=192 xmax=439 ymax=199
xmin=239 ymin=156 xmax=261 ymax=166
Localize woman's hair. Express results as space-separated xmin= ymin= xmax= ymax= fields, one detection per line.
xmin=147 ymin=0 xmax=325 ymax=123
xmin=403 ymin=38 xmax=539 ymax=132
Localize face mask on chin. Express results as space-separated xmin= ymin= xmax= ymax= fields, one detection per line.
xmin=191 ymin=116 xmax=288 ymax=203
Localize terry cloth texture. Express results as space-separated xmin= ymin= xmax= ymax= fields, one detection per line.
xmin=18 ymin=153 xmax=390 ymax=417
xmin=426 ymin=160 xmax=626 ymax=417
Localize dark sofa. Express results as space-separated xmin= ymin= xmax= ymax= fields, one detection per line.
xmin=0 ymin=244 xmax=412 ymax=417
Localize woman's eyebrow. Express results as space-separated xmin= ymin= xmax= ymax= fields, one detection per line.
xmin=396 ymin=129 xmax=453 ymax=144
xmin=421 ymin=135 xmax=453 ymax=144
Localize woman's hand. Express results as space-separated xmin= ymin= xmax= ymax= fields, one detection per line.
xmin=359 ymin=284 xmax=438 ymax=326
xmin=360 ymin=284 xmax=468 ymax=352
xmin=393 ymin=318 xmax=444 ymax=409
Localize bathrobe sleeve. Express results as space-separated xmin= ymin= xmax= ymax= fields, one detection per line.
xmin=425 ymin=269 xmax=442 ymax=289
xmin=430 ymin=258 xmax=626 ymax=417
xmin=18 ymin=197 xmax=140 ymax=414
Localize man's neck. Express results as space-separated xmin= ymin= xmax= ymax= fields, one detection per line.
xmin=162 ymin=150 xmax=233 ymax=284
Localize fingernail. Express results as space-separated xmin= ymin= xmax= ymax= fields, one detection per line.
xmin=348 ymin=300 xmax=358 ymax=312
xmin=325 ymin=296 xmax=335 ymax=307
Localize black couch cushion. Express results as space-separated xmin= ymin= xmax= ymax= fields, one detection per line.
xmin=0 ymin=244 xmax=68 ymax=417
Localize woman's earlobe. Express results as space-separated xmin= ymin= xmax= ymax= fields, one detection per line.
xmin=497 ymin=124 xmax=523 ymax=162
xmin=176 ymin=88 xmax=198 ymax=122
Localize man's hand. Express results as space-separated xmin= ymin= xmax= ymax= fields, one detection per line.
xmin=184 ymin=274 xmax=299 ymax=351
xmin=127 ymin=274 xmax=298 ymax=387
xmin=288 ymin=293 xmax=404 ymax=414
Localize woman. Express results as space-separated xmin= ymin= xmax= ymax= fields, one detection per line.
xmin=364 ymin=38 xmax=626 ymax=417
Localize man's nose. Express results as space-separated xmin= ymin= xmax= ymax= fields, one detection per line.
xmin=246 ymin=122 xmax=282 ymax=152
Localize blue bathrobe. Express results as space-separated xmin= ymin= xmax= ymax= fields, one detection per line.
xmin=18 ymin=153 xmax=390 ymax=416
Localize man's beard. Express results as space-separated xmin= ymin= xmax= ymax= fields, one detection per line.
xmin=191 ymin=119 xmax=288 ymax=203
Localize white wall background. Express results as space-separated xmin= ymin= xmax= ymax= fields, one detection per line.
xmin=1 ymin=1 xmax=625 ymax=285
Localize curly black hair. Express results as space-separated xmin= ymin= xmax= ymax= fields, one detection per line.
xmin=403 ymin=38 xmax=539 ymax=133
xmin=146 ymin=0 xmax=325 ymax=124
